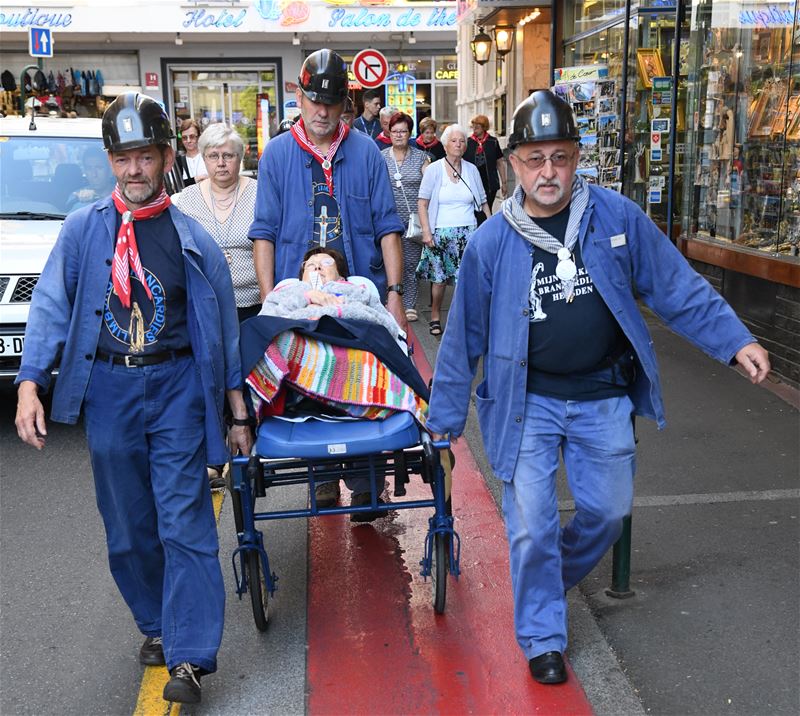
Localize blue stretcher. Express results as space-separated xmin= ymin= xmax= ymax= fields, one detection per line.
xmin=229 ymin=408 xmax=461 ymax=631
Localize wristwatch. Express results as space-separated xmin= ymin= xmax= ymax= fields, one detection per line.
xmin=387 ymin=284 xmax=404 ymax=296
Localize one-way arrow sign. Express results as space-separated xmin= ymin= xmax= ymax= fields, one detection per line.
xmin=29 ymin=27 xmax=54 ymax=58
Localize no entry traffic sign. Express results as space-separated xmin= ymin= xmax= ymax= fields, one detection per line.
xmin=352 ymin=49 xmax=388 ymax=89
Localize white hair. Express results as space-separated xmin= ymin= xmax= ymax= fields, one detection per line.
xmin=197 ymin=123 xmax=244 ymax=158
xmin=441 ymin=123 xmax=467 ymax=145
xmin=379 ymin=105 xmax=399 ymax=120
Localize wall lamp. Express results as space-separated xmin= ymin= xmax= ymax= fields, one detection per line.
xmin=292 ymin=32 xmax=300 ymax=46
xmin=408 ymin=31 xmax=416 ymax=45
xmin=175 ymin=32 xmax=183 ymax=46
xmin=470 ymin=27 xmax=492 ymax=65
xmin=493 ymin=25 xmax=514 ymax=58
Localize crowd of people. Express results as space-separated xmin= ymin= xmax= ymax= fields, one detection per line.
xmin=14 ymin=49 xmax=771 ymax=707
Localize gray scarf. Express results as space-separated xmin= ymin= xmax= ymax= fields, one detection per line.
xmin=501 ymin=176 xmax=589 ymax=300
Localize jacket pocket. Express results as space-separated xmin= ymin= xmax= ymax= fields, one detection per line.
xmin=474 ymin=381 xmax=496 ymax=458
xmin=592 ymin=234 xmax=633 ymax=289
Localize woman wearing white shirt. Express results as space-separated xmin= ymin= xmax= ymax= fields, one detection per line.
xmin=417 ymin=124 xmax=489 ymax=335
xmin=177 ymin=118 xmax=208 ymax=185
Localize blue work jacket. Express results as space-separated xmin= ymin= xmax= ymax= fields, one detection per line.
xmin=16 ymin=198 xmax=242 ymax=465
xmin=426 ymin=185 xmax=756 ymax=481
xmin=248 ymin=129 xmax=404 ymax=299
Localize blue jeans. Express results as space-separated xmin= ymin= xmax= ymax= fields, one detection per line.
xmin=83 ymin=355 xmax=224 ymax=673
xmin=502 ymin=392 xmax=635 ymax=660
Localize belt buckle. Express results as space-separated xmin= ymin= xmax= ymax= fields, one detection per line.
xmin=124 ymin=355 xmax=136 ymax=368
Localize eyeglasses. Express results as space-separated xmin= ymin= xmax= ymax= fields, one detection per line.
xmin=205 ymin=152 xmax=238 ymax=162
xmin=303 ymin=256 xmax=336 ymax=270
xmin=390 ymin=129 xmax=410 ymax=136
xmin=513 ymin=151 xmax=574 ymax=170
xmin=183 ymin=133 xmax=198 ymax=141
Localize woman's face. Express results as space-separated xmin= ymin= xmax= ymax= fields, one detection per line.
xmin=204 ymin=141 xmax=240 ymax=188
xmin=445 ymin=131 xmax=466 ymax=158
xmin=182 ymin=127 xmax=199 ymax=156
xmin=390 ymin=122 xmax=410 ymax=148
xmin=302 ymin=254 xmax=340 ymax=284
xmin=471 ymin=122 xmax=486 ymax=138
xmin=421 ymin=126 xmax=436 ymax=143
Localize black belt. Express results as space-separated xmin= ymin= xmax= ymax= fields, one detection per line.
xmin=96 ymin=347 xmax=192 ymax=367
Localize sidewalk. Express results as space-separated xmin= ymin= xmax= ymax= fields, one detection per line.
xmin=412 ymin=294 xmax=799 ymax=716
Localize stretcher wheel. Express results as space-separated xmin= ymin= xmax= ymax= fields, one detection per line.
xmin=432 ymin=532 xmax=448 ymax=614
xmin=246 ymin=551 xmax=269 ymax=631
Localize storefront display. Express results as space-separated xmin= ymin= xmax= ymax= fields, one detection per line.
xmin=683 ymin=7 xmax=800 ymax=260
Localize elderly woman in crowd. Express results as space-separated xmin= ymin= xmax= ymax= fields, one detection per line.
xmin=414 ymin=116 xmax=445 ymax=161
xmin=176 ymin=118 xmax=206 ymax=186
xmin=417 ymin=123 xmax=489 ymax=336
xmin=464 ymin=114 xmax=507 ymax=210
xmin=172 ymin=123 xmax=259 ymax=487
xmin=381 ymin=112 xmax=430 ymax=322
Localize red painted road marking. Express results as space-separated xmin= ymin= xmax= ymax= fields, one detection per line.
xmin=306 ymin=327 xmax=593 ymax=714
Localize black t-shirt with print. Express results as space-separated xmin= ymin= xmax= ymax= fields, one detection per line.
xmin=525 ymin=204 xmax=632 ymax=400
xmin=99 ymin=211 xmax=190 ymax=355
xmin=311 ymin=160 xmax=343 ymax=252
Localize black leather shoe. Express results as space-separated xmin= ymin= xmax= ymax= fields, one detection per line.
xmin=163 ymin=662 xmax=201 ymax=704
xmin=529 ymin=651 xmax=567 ymax=684
xmin=139 ymin=636 xmax=165 ymax=666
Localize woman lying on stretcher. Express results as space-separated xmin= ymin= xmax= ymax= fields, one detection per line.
xmin=244 ymin=247 xmax=428 ymax=426
xmin=258 ymin=247 xmax=404 ymax=344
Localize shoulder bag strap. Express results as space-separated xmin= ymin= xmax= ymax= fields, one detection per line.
xmin=445 ymin=158 xmax=481 ymax=210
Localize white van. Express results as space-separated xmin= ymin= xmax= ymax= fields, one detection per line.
xmin=0 ymin=115 xmax=105 ymax=380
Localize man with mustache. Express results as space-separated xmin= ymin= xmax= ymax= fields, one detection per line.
xmin=426 ymin=90 xmax=770 ymax=685
xmin=15 ymin=93 xmax=252 ymax=705
xmin=249 ymin=48 xmax=405 ymax=513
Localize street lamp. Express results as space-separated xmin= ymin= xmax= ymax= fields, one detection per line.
xmin=493 ymin=25 xmax=514 ymax=58
xmin=470 ymin=27 xmax=492 ymax=65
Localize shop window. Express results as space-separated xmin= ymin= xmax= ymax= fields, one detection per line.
xmin=683 ymin=5 xmax=799 ymax=260
xmin=566 ymin=1 xmax=636 ymax=35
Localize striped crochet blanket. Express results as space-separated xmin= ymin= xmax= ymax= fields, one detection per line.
xmin=246 ymin=330 xmax=428 ymax=426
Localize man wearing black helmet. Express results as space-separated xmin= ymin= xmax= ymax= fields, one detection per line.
xmin=426 ymin=90 xmax=769 ymax=684
xmin=249 ymin=49 xmax=405 ymax=327
xmin=15 ymin=92 xmax=252 ymax=705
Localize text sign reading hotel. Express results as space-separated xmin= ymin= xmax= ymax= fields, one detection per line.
xmin=352 ymin=48 xmax=388 ymax=88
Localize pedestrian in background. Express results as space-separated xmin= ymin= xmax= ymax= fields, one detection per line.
xmin=249 ymin=49 xmax=405 ymax=513
xmin=353 ymin=87 xmax=382 ymax=138
xmin=464 ymin=114 xmax=507 ymax=209
xmin=417 ymin=123 xmax=488 ymax=336
xmin=341 ymin=96 xmax=355 ymax=128
xmin=414 ymin=116 xmax=445 ymax=161
xmin=175 ymin=118 xmax=206 ymax=186
xmin=381 ymin=111 xmax=430 ymax=322
xmin=374 ymin=105 xmax=398 ymax=148
xmin=426 ymin=90 xmax=770 ymax=686
xmin=172 ymin=123 xmax=260 ymax=488
xmin=15 ymin=93 xmax=253 ymax=705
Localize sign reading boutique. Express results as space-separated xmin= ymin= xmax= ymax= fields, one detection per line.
xmin=0 ymin=0 xmax=457 ymax=33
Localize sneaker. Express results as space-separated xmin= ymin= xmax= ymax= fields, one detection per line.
xmin=139 ymin=636 xmax=165 ymax=666
xmin=314 ymin=481 xmax=341 ymax=508
xmin=163 ymin=662 xmax=202 ymax=704
xmin=350 ymin=492 xmax=386 ymax=523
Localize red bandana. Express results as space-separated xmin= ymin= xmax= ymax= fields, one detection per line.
xmin=376 ymin=131 xmax=392 ymax=145
xmin=471 ymin=132 xmax=489 ymax=154
xmin=290 ymin=118 xmax=350 ymax=196
xmin=416 ymin=137 xmax=441 ymax=150
xmin=111 ymin=185 xmax=171 ymax=308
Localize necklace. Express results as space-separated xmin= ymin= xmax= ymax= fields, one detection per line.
xmin=209 ymin=179 xmax=240 ymax=247
xmin=392 ymin=151 xmax=407 ymax=188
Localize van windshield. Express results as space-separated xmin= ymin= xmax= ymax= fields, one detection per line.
xmin=0 ymin=136 xmax=110 ymax=218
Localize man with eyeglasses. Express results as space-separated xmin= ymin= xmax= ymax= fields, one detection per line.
xmin=425 ymin=89 xmax=769 ymax=685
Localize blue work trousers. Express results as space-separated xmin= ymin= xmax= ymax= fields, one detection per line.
xmin=83 ymin=355 xmax=224 ymax=673
xmin=502 ymin=392 xmax=635 ymax=660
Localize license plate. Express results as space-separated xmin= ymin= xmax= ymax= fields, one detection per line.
xmin=0 ymin=335 xmax=24 ymax=356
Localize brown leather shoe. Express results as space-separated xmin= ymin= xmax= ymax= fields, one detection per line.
xmin=314 ymin=481 xmax=340 ymax=508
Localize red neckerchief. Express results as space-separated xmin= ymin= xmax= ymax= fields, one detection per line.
xmin=471 ymin=132 xmax=489 ymax=154
xmin=290 ymin=118 xmax=350 ymax=196
xmin=416 ymin=137 xmax=441 ymax=150
xmin=376 ymin=131 xmax=392 ymax=145
xmin=111 ymin=185 xmax=170 ymax=308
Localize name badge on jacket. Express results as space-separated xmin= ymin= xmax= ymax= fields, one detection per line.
xmin=610 ymin=233 xmax=626 ymax=248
